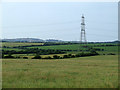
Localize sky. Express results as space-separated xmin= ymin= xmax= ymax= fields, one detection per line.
xmin=1 ymin=2 xmax=118 ymax=42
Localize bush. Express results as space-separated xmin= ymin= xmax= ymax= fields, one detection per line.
xmin=75 ymin=52 xmax=85 ymax=57
xmin=44 ymin=56 xmax=52 ymax=59
xmin=4 ymin=55 xmax=14 ymax=58
xmin=68 ymin=54 xmax=72 ymax=57
xmin=2 ymin=54 xmax=4 ymax=58
xmin=53 ymin=55 xmax=60 ymax=59
xmin=59 ymin=57 xmax=63 ymax=59
xmin=107 ymin=53 xmax=116 ymax=55
xmin=23 ymin=57 xmax=28 ymax=59
xmin=32 ymin=54 xmax=41 ymax=59
xmin=4 ymin=53 xmax=14 ymax=58
xmin=90 ymin=49 xmax=99 ymax=55
xmin=75 ymin=54 xmax=81 ymax=57
xmin=15 ymin=56 xmax=20 ymax=58
xmin=63 ymin=55 xmax=69 ymax=58
xmin=75 ymin=51 xmax=99 ymax=57
xmin=71 ymin=55 xmax=75 ymax=58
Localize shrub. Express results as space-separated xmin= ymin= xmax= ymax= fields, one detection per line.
xmin=107 ymin=53 xmax=116 ymax=55
xmin=75 ymin=54 xmax=81 ymax=57
xmin=15 ymin=56 xmax=20 ymax=58
xmin=23 ymin=57 xmax=28 ymax=59
xmin=75 ymin=51 xmax=99 ymax=57
xmin=2 ymin=54 xmax=4 ymax=58
xmin=59 ymin=57 xmax=63 ymax=59
xmin=4 ymin=55 xmax=14 ymax=58
xmin=4 ymin=53 xmax=14 ymax=58
xmin=90 ymin=49 xmax=99 ymax=56
xmin=75 ymin=52 xmax=85 ymax=57
xmin=71 ymin=55 xmax=75 ymax=58
xmin=63 ymin=55 xmax=69 ymax=58
xmin=44 ymin=56 xmax=52 ymax=59
xmin=53 ymin=55 xmax=60 ymax=59
xmin=68 ymin=54 xmax=72 ymax=57
xmin=32 ymin=54 xmax=41 ymax=59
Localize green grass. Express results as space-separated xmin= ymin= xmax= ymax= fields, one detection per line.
xmin=2 ymin=42 xmax=44 ymax=47
xmin=2 ymin=48 xmax=22 ymax=51
xmin=28 ymin=44 xmax=81 ymax=50
xmin=2 ymin=55 xmax=118 ymax=88
xmin=27 ymin=44 xmax=118 ymax=54
xmin=95 ymin=46 xmax=118 ymax=54
xmin=95 ymin=46 xmax=118 ymax=51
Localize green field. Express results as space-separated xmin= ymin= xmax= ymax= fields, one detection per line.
xmin=27 ymin=44 xmax=117 ymax=50
xmin=2 ymin=42 xmax=44 ymax=47
xmin=27 ymin=44 xmax=118 ymax=54
xmin=2 ymin=55 xmax=118 ymax=88
xmin=95 ymin=46 xmax=118 ymax=54
xmin=2 ymin=48 xmax=22 ymax=51
xmin=28 ymin=44 xmax=81 ymax=50
xmin=2 ymin=42 xmax=118 ymax=60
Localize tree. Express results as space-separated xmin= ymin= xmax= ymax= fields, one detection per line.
xmin=23 ymin=57 xmax=28 ymax=59
xmin=68 ymin=54 xmax=72 ymax=57
xmin=53 ymin=55 xmax=60 ymax=59
xmin=44 ymin=56 xmax=52 ymax=59
xmin=32 ymin=54 xmax=41 ymax=59
xmin=63 ymin=55 xmax=69 ymax=58
xmin=90 ymin=49 xmax=99 ymax=55
xmin=2 ymin=53 xmax=4 ymax=58
xmin=4 ymin=53 xmax=14 ymax=58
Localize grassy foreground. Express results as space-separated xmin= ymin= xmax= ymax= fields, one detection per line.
xmin=2 ymin=55 xmax=118 ymax=88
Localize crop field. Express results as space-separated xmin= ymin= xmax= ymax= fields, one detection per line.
xmin=2 ymin=42 xmax=118 ymax=59
xmin=2 ymin=55 xmax=118 ymax=88
xmin=28 ymin=44 xmax=83 ymax=50
xmin=2 ymin=42 xmax=118 ymax=52
xmin=94 ymin=46 xmax=118 ymax=54
xmin=26 ymin=43 xmax=118 ymax=55
xmin=27 ymin=43 xmax=117 ymax=50
xmin=2 ymin=48 xmax=22 ymax=51
xmin=2 ymin=42 xmax=44 ymax=47
xmin=2 ymin=42 xmax=118 ymax=88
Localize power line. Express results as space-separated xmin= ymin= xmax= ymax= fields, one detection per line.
xmin=2 ymin=19 xmax=117 ymax=28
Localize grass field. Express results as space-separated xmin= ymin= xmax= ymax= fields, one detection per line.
xmin=27 ymin=44 xmax=118 ymax=54
xmin=2 ymin=42 xmax=44 ymax=47
xmin=2 ymin=42 xmax=117 ymax=47
xmin=2 ymin=48 xmax=22 ymax=51
xmin=2 ymin=55 xmax=118 ymax=88
xmin=2 ymin=42 xmax=118 ymax=54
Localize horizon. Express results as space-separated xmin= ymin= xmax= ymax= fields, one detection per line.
xmin=2 ymin=2 xmax=118 ymax=42
xmin=1 ymin=37 xmax=118 ymax=42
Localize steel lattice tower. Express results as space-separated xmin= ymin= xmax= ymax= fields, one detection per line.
xmin=80 ymin=14 xmax=87 ymax=43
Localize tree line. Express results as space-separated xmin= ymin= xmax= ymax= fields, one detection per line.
xmin=2 ymin=49 xmax=99 ymax=59
xmin=2 ymin=48 xmax=65 ymax=55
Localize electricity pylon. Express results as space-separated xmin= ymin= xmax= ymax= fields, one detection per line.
xmin=80 ymin=14 xmax=87 ymax=43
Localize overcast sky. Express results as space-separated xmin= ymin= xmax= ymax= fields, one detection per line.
xmin=2 ymin=2 xmax=118 ymax=42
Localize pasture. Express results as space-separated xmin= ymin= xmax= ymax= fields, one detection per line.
xmin=2 ymin=42 xmax=44 ymax=47
xmin=2 ymin=42 xmax=118 ymax=56
xmin=2 ymin=42 xmax=118 ymax=88
xmin=2 ymin=55 xmax=118 ymax=88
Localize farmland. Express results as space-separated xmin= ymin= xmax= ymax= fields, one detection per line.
xmin=1 ymin=42 xmax=118 ymax=88
xmin=2 ymin=55 xmax=118 ymax=88
xmin=2 ymin=42 xmax=44 ymax=47
xmin=2 ymin=42 xmax=118 ymax=58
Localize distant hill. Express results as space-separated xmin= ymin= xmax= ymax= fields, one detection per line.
xmin=45 ymin=39 xmax=62 ymax=42
xmin=1 ymin=38 xmax=44 ymax=42
xmin=1 ymin=38 xmax=119 ymax=43
xmin=1 ymin=38 xmax=63 ymax=42
xmin=112 ymin=40 xmax=120 ymax=43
